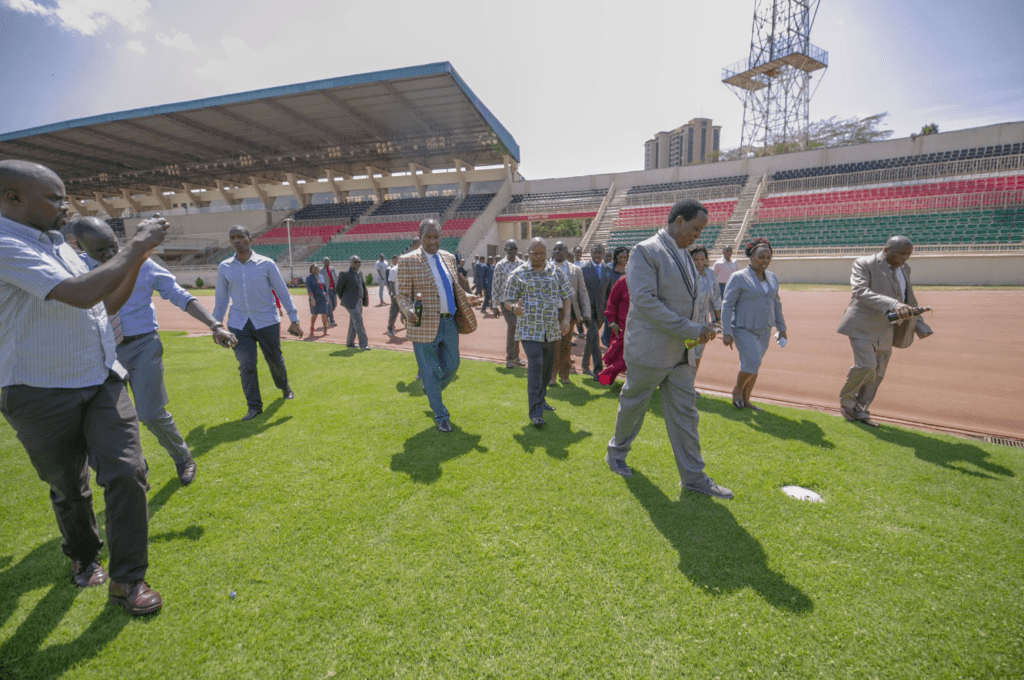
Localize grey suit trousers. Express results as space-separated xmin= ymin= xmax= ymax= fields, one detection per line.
xmin=117 ymin=332 xmax=191 ymax=464
xmin=607 ymin=361 xmax=706 ymax=485
xmin=839 ymin=336 xmax=892 ymax=416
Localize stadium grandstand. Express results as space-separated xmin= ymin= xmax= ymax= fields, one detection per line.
xmin=0 ymin=61 xmax=1021 ymax=285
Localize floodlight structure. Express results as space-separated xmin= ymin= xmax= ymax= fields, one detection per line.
xmin=723 ymin=0 xmax=828 ymax=156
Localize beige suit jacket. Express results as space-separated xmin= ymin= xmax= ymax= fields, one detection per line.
xmin=396 ymin=248 xmax=476 ymax=344
xmin=836 ymin=251 xmax=931 ymax=349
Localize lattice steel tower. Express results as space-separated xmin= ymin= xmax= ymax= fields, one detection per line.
xmin=723 ymin=0 xmax=828 ymax=155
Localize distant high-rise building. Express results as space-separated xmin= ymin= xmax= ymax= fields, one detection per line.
xmin=644 ymin=118 xmax=721 ymax=169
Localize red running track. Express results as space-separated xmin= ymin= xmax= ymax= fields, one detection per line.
xmin=154 ymin=288 xmax=1024 ymax=440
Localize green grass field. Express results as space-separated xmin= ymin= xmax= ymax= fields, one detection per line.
xmin=2 ymin=334 xmax=1021 ymax=678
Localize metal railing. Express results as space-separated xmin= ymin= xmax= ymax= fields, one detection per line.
xmin=621 ymin=184 xmax=742 ymax=208
xmin=754 ymin=189 xmax=1024 ymax=222
xmin=767 ymin=155 xmax=1024 ymax=195
xmin=773 ymin=243 xmax=1024 ymax=257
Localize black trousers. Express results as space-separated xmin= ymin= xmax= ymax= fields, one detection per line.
xmin=1 ymin=375 xmax=149 ymax=582
xmin=583 ymin=312 xmax=603 ymax=371
xmin=229 ymin=320 xmax=290 ymax=409
xmin=521 ymin=339 xmax=557 ymax=420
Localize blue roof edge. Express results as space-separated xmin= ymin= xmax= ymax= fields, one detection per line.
xmin=0 ymin=61 xmax=519 ymax=162
xmin=443 ymin=63 xmax=520 ymax=163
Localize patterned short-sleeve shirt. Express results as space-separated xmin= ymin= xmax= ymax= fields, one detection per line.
xmin=505 ymin=261 xmax=574 ymax=342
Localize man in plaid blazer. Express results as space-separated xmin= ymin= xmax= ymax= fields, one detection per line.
xmin=396 ymin=219 xmax=477 ymax=433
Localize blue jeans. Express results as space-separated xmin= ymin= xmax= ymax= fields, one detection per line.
xmin=229 ymin=320 xmax=290 ymax=410
xmin=412 ymin=317 xmax=460 ymax=422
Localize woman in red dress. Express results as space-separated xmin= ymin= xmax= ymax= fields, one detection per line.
xmin=598 ymin=274 xmax=630 ymax=385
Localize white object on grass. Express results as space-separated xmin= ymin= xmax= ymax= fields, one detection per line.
xmin=781 ymin=485 xmax=822 ymax=502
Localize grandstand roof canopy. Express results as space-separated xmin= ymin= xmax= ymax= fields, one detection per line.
xmin=0 ymin=62 xmax=519 ymax=198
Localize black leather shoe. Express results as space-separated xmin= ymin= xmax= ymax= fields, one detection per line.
xmin=176 ymin=458 xmax=197 ymax=485
xmin=109 ymin=580 xmax=162 ymax=616
xmin=282 ymin=389 xmax=294 ymax=400
xmin=71 ymin=559 xmax=108 ymax=587
xmin=542 ymin=402 xmax=555 ymax=411
xmin=436 ymin=419 xmax=453 ymax=433
xmin=241 ymin=408 xmax=262 ymax=421
xmin=858 ymin=416 xmax=881 ymax=428
xmin=531 ymin=417 xmax=545 ymax=427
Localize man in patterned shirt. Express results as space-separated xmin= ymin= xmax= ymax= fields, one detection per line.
xmin=504 ymin=238 xmax=574 ymax=427
xmin=491 ymin=239 xmax=526 ymax=369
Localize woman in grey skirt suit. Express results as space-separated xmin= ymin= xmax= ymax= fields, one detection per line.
xmin=721 ymin=238 xmax=787 ymax=410
xmin=689 ymin=245 xmax=722 ymax=380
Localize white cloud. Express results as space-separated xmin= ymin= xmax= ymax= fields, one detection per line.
xmin=125 ymin=39 xmax=145 ymax=53
xmin=2 ymin=0 xmax=150 ymax=35
xmin=194 ymin=36 xmax=291 ymax=89
xmin=4 ymin=0 xmax=50 ymax=17
xmin=155 ymin=30 xmax=196 ymax=51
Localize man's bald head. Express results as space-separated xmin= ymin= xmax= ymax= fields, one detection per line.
xmin=883 ymin=234 xmax=914 ymax=269
xmin=72 ymin=216 xmax=120 ymax=263
xmin=885 ymin=235 xmax=913 ymax=251
xmin=0 ymin=160 xmax=60 ymax=193
xmin=0 ymin=160 xmax=68 ymax=232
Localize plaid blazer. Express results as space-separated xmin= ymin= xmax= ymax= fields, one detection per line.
xmin=396 ymin=248 xmax=477 ymax=344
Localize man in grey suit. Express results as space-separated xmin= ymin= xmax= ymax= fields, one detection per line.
xmin=334 ymin=255 xmax=371 ymax=350
xmin=837 ymin=235 xmax=932 ymax=427
xmin=580 ymin=242 xmax=610 ymax=376
xmin=604 ymin=199 xmax=732 ymax=499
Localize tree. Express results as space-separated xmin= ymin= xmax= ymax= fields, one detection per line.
xmin=806 ymin=112 xmax=894 ymax=149
xmin=717 ymin=112 xmax=895 ymax=158
xmin=920 ymin=123 xmax=939 ymax=135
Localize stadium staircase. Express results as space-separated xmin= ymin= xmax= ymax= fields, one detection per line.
xmin=579 ymin=182 xmax=618 ymax=254
xmin=714 ymin=173 xmax=765 ymax=253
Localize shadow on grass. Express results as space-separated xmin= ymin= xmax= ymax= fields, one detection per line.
xmin=0 ymin=538 xmax=132 ymax=677
xmin=395 ymin=380 xmax=424 ymax=396
xmin=624 ymin=471 xmax=814 ymax=614
xmin=873 ymin=427 xmax=1014 ymax=480
xmin=390 ymin=424 xmax=487 ymax=483
xmin=150 ymin=525 xmax=205 ymax=544
xmin=695 ymin=397 xmax=835 ymax=449
xmin=328 ymin=347 xmax=363 ymax=358
xmin=545 ymin=380 xmax=620 ymax=407
xmin=183 ymin=400 xmax=289 ymax=459
xmin=512 ymin=414 xmax=592 ymax=460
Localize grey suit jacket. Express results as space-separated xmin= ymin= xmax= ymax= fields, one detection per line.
xmin=721 ymin=267 xmax=785 ymax=336
xmin=622 ymin=230 xmax=705 ymax=369
xmin=837 ymin=252 xmax=931 ymax=348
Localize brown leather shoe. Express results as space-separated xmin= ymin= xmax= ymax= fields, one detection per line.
xmin=109 ymin=580 xmax=163 ymax=616
xmin=839 ymin=405 xmax=858 ymax=422
xmin=858 ymin=416 xmax=881 ymax=428
xmin=71 ymin=559 xmax=108 ymax=587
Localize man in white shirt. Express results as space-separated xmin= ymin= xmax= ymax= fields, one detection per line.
xmin=0 ymin=159 xmax=167 ymax=615
xmin=212 ymin=225 xmax=303 ymax=421
xmin=712 ymin=245 xmax=738 ymax=297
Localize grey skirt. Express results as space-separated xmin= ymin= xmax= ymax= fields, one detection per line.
xmin=733 ymin=326 xmax=770 ymax=374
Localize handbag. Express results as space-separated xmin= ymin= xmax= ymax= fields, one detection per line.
xmin=454 ymin=292 xmax=478 ymax=334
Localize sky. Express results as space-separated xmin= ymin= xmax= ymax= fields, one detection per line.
xmin=1 ymin=0 xmax=1022 ymax=181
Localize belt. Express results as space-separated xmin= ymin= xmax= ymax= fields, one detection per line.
xmin=120 ymin=332 xmax=152 ymax=345
xmin=438 ymin=313 xmax=453 ymax=318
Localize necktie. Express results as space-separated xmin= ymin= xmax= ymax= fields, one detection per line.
xmin=111 ymin=313 xmax=124 ymax=345
xmin=434 ymin=254 xmax=456 ymax=313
